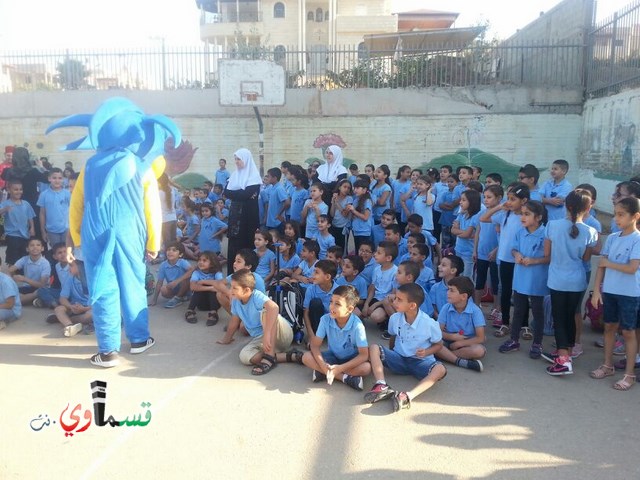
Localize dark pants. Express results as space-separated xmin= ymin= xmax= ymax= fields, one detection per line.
xmin=395 ymin=212 xmax=407 ymax=237
xmin=475 ymin=259 xmax=499 ymax=294
xmin=330 ymin=225 xmax=346 ymax=252
xmin=550 ymin=289 xmax=584 ymax=350
xmin=511 ymin=292 xmax=544 ymax=344
xmin=188 ymin=291 xmax=220 ymax=312
xmin=353 ymin=235 xmax=371 ymax=252
xmin=499 ymin=261 xmax=515 ymax=325
xmin=308 ymin=298 xmax=326 ymax=334
xmin=433 ymin=210 xmax=442 ymax=243
xmin=5 ymin=235 xmax=28 ymax=265
xmin=440 ymin=226 xmax=454 ymax=250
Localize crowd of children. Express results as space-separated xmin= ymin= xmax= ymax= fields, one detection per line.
xmin=4 ymin=144 xmax=640 ymax=406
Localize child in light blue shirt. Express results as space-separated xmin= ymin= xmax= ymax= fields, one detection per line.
xmin=198 ymin=203 xmax=228 ymax=255
xmin=435 ymin=276 xmax=486 ymax=372
xmin=217 ymin=269 xmax=293 ymax=375
xmin=541 ymin=159 xmax=573 ymax=221
xmin=10 ymin=237 xmax=50 ymax=304
xmin=0 ymin=181 xmax=36 ymax=265
xmin=364 ymin=241 xmax=398 ymax=329
xmin=0 ymin=267 xmax=21 ymax=328
xmin=288 ymin=240 xmax=319 ymax=289
xmin=150 ymin=242 xmax=195 ymax=308
xmin=303 ymin=260 xmax=337 ymax=338
xmin=316 ymin=215 xmax=336 ymax=259
xmin=543 ymin=190 xmax=597 ymax=376
xmin=499 ymin=201 xmax=549 ymax=357
xmin=366 ymin=283 xmax=446 ymax=410
xmin=184 ymin=251 xmax=225 ymax=326
xmin=37 ymin=167 xmax=70 ymax=247
xmin=301 ymin=285 xmax=371 ymax=390
xmin=301 ymin=183 xmax=328 ymax=238
xmin=264 ymin=168 xmax=290 ymax=229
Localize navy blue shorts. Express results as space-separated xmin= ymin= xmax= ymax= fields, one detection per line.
xmin=379 ymin=345 xmax=445 ymax=380
xmin=603 ymin=292 xmax=640 ymax=330
xmin=321 ymin=350 xmax=357 ymax=365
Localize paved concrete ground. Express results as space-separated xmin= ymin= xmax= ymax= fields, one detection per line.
xmin=1 ymin=268 xmax=638 ymax=479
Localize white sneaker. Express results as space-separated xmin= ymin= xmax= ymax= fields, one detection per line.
xmin=64 ymin=323 xmax=84 ymax=337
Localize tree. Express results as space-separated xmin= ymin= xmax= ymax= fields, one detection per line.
xmin=56 ymin=57 xmax=90 ymax=90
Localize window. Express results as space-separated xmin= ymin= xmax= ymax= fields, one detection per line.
xmin=307 ymin=11 xmax=314 ymax=21
xmin=273 ymin=2 xmax=285 ymax=18
xmin=357 ymin=42 xmax=369 ymax=61
xmin=316 ymin=8 xmax=323 ymax=22
xmin=324 ymin=11 xmax=329 ymax=21
xmin=274 ymin=45 xmax=286 ymax=63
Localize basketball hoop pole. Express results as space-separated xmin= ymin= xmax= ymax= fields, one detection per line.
xmin=253 ymin=106 xmax=264 ymax=176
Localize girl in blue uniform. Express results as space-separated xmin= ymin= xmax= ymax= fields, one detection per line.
xmin=452 ymin=189 xmax=481 ymax=278
xmin=348 ymin=179 xmax=373 ymax=251
xmin=481 ymin=183 xmax=530 ymax=338
xmin=498 ymin=201 xmax=549 ymax=359
xmin=590 ymin=197 xmax=640 ymax=390
xmin=370 ymin=165 xmax=392 ymax=223
xmin=542 ymin=190 xmax=597 ymax=376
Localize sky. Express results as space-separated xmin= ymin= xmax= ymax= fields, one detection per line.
xmin=0 ymin=0 xmax=633 ymax=50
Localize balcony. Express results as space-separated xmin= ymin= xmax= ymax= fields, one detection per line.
xmin=200 ymin=10 xmax=264 ymax=41
xmin=202 ymin=10 xmax=262 ymax=23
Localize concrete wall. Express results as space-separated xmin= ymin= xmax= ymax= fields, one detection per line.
xmin=0 ymin=86 xmax=583 ymax=187
xmin=504 ymin=0 xmax=595 ymax=44
xmin=499 ymin=0 xmax=595 ymax=87
xmin=580 ymin=87 xmax=640 ymax=213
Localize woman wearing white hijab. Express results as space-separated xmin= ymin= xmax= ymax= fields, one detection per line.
xmin=316 ymin=145 xmax=348 ymax=205
xmin=224 ymin=148 xmax=261 ymax=271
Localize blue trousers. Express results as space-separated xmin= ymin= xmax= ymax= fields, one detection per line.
xmin=84 ymin=231 xmax=150 ymax=354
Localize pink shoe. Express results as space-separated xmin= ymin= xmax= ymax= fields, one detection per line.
xmin=491 ymin=309 xmax=503 ymax=328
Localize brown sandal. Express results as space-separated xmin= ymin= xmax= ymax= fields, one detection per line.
xmin=590 ymin=364 xmax=615 ymax=379
xmin=613 ymin=374 xmax=636 ymax=391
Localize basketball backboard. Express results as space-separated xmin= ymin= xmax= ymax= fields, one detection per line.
xmin=218 ymin=60 xmax=286 ymax=106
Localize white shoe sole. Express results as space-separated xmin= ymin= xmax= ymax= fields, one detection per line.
xmin=64 ymin=323 xmax=83 ymax=337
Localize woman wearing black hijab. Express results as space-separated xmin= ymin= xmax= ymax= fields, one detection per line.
xmin=1 ymin=147 xmax=49 ymax=239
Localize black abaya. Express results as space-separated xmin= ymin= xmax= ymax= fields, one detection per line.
xmin=224 ymin=184 xmax=260 ymax=272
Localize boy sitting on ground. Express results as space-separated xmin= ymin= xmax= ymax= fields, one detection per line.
xmin=149 ymin=242 xmax=195 ymax=308
xmin=435 ymin=276 xmax=486 ymax=372
xmin=9 ymin=237 xmax=50 ymax=305
xmin=48 ymin=260 xmax=93 ymax=337
xmin=301 ymin=285 xmax=371 ymax=391
xmin=34 ymin=242 xmax=69 ymax=309
xmin=286 ymin=239 xmax=319 ymax=288
xmin=216 ymin=269 xmax=293 ymax=375
xmin=381 ymin=261 xmax=434 ymax=333
xmin=363 ymin=241 xmax=398 ymax=330
xmin=0 ymin=257 xmax=21 ymax=331
xmin=335 ymin=255 xmax=368 ymax=315
xmin=429 ymin=254 xmax=463 ymax=319
xmin=366 ymin=283 xmax=446 ymax=411
xmin=213 ymin=248 xmax=266 ymax=315
xmin=302 ymin=259 xmax=337 ymax=341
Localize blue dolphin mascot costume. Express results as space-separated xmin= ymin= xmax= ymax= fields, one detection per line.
xmin=47 ymin=97 xmax=181 ymax=367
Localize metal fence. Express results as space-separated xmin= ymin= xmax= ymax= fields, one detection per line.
xmin=587 ymin=0 xmax=640 ymax=97
xmin=0 ymin=41 xmax=585 ymax=94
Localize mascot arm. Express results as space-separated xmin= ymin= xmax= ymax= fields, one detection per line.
xmin=69 ymin=167 xmax=86 ymax=247
xmin=143 ymin=168 xmax=162 ymax=253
